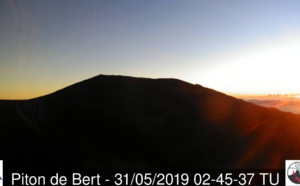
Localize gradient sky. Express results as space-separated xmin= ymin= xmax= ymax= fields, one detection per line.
xmin=2 ymin=0 xmax=300 ymax=99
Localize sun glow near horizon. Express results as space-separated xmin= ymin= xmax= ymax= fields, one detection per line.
xmin=194 ymin=32 xmax=300 ymax=96
xmin=3 ymin=31 xmax=300 ymax=100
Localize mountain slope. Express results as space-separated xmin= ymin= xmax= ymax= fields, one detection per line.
xmin=1 ymin=74 xmax=300 ymax=171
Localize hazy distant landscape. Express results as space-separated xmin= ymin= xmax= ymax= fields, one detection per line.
xmin=244 ymin=96 xmax=300 ymax=114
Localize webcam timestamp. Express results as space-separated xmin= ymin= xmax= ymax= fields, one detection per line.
xmin=114 ymin=172 xmax=279 ymax=186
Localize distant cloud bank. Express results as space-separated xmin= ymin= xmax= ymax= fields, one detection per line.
xmin=244 ymin=96 xmax=300 ymax=114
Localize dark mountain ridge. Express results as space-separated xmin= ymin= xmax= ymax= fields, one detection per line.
xmin=1 ymin=74 xmax=300 ymax=172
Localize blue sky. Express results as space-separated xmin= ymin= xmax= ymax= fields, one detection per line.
xmin=1 ymin=0 xmax=300 ymax=99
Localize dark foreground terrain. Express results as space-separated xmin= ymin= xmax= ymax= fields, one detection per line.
xmin=1 ymin=75 xmax=300 ymax=173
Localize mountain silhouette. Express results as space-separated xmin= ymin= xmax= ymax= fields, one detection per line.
xmin=1 ymin=75 xmax=300 ymax=172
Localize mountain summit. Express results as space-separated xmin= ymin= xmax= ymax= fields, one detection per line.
xmin=1 ymin=75 xmax=300 ymax=171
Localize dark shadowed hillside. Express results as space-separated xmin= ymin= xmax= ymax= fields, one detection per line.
xmin=1 ymin=75 xmax=300 ymax=172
